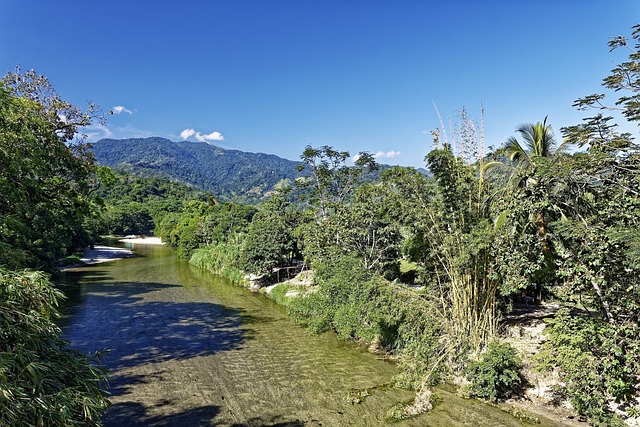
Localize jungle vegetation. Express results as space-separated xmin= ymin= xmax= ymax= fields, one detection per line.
xmin=0 ymin=68 xmax=110 ymax=426
xmin=1 ymin=25 xmax=639 ymax=426
xmin=163 ymin=26 xmax=640 ymax=425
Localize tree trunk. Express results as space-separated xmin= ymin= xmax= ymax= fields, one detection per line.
xmin=535 ymin=211 xmax=549 ymax=253
xmin=590 ymin=279 xmax=615 ymax=323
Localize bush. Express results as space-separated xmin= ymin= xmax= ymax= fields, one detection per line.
xmin=0 ymin=269 xmax=109 ymax=426
xmin=190 ymin=243 xmax=247 ymax=286
xmin=286 ymin=254 xmax=444 ymax=388
xmin=534 ymin=309 xmax=633 ymax=426
xmin=466 ymin=341 xmax=523 ymax=402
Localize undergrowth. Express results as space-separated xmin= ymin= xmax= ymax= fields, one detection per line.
xmin=189 ymin=243 xmax=247 ymax=286
xmin=284 ymin=254 xmax=445 ymax=388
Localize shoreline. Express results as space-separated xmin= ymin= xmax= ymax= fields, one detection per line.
xmin=118 ymin=237 xmax=164 ymax=245
xmin=60 ymin=245 xmax=134 ymax=270
xmin=60 ymin=237 xmax=164 ymax=270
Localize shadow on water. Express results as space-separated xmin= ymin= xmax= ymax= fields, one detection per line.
xmin=105 ymin=402 xmax=308 ymax=427
xmin=105 ymin=401 xmax=220 ymax=427
xmin=55 ymin=244 xmax=566 ymax=427
xmin=61 ymin=279 xmax=247 ymax=372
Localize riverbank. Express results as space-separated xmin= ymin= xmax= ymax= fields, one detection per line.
xmin=118 ymin=237 xmax=164 ymax=245
xmin=59 ymin=237 xmax=163 ymax=270
xmin=260 ymin=277 xmax=588 ymax=427
xmin=60 ymin=245 xmax=134 ymax=270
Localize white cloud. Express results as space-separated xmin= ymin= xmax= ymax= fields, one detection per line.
xmin=180 ymin=128 xmax=224 ymax=144
xmin=196 ymin=131 xmax=224 ymax=142
xmin=112 ymin=105 xmax=133 ymax=115
xmin=374 ymin=150 xmax=401 ymax=159
xmin=180 ymin=128 xmax=197 ymax=139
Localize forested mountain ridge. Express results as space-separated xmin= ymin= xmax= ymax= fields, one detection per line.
xmin=91 ymin=137 xmax=304 ymax=202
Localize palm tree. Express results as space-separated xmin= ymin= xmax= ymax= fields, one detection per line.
xmin=485 ymin=118 xmax=571 ymax=301
xmin=485 ymin=117 xmax=569 ymax=191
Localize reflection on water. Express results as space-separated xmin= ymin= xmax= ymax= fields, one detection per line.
xmin=55 ymin=242 xmax=560 ymax=426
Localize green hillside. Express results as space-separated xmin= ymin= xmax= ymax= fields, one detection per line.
xmin=91 ymin=137 xmax=303 ymax=202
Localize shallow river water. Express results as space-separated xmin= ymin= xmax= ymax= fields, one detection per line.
xmin=56 ymin=242 xmax=562 ymax=426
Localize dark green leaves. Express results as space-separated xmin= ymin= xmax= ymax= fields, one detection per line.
xmin=0 ymin=269 xmax=110 ymax=426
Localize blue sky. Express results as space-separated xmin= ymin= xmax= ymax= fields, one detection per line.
xmin=1 ymin=1 xmax=638 ymax=167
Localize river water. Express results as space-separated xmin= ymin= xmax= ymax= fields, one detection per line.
xmin=56 ymin=242 xmax=561 ymax=426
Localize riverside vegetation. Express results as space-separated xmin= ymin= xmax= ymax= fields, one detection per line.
xmin=0 ymin=26 xmax=639 ymax=426
xmin=156 ymin=27 xmax=640 ymax=426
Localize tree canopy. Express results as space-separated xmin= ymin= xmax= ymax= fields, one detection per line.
xmin=0 ymin=69 xmax=110 ymax=426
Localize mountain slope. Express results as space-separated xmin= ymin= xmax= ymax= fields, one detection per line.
xmin=91 ymin=137 xmax=303 ymax=202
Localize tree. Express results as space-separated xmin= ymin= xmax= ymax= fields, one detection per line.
xmin=104 ymin=202 xmax=154 ymax=235
xmin=240 ymin=192 xmax=301 ymax=275
xmin=508 ymin=26 xmax=640 ymax=425
xmin=0 ymin=69 xmax=111 ymax=425
xmin=296 ymin=145 xmax=377 ymax=219
xmin=0 ymin=70 xmax=102 ymax=270
xmin=483 ymin=118 xmax=575 ymax=298
xmin=298 ymin=183 xmax=402 ymax=278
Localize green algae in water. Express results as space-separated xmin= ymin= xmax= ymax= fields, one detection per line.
xmin=57 ymin=243 xmax=566 ymax=427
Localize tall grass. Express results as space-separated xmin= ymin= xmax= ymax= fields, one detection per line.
xmin=189 ymin=242 xmax=248 ymax=286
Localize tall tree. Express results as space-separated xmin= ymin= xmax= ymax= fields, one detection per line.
xmin=296 ymin=145 xmax=377 ymax=219
xmin=0 ymin=73 xmax=101 ymax=270
xmin=0 ymin=69 xmax=110 ymax=426
xmin=240 ymin=191 xmax=301 ymax=275
xmin=484 ymin=118 xmax=572 ymax=297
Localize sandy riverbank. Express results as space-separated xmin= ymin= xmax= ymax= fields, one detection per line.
xmin=60 ymin=238 xmax=164 ymax=270
xmin=59 ymin=245 xmax=134 ymax=270
xmin=118 ymin=237 xmax=164 ymax=245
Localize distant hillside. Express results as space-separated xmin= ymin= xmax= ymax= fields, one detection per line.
xmin=91 ymin=137 xmax=303 ymax=202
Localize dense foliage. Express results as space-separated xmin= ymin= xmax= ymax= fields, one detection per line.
xmin=91 ymin=137 xmax=304 ymax=203
xmin=239 ymin=192 xmax=301 ymax=275
xmin=190 ymin=242 xmax=246 ymax=285
xmin=534 ymin=309 xmax=636 ymax=426
xmin=96 ymin=172 xmax=211 ymax=235
xmin=155 ymin=200 xmax=256 ymax=259
xmin=0 ymin=69 xmax=110 ymax=425
xmin=0 ymin=269 xmax=109 ymax=426
xmin=0 ymin=71 xmax=100 ymax=270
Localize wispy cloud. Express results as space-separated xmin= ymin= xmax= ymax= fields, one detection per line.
xmin=112 ymin=105 xmax=134 ymax=115
xmin=353 ymin=150 xmax=401 ymax=163
xmin=374 ymin=150 xmax=400 ymax=159
xmin=180 ymin=128 xmax=225 ymax=144
xmin=82 ymin=124 xmax=113 ymax=140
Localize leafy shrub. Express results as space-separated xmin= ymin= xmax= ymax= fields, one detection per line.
xmin=190 ymin=243 xmax=247 ymax=286
xmin=59 ymin=254 xmax=83 ymax=266
xmin=534 ymin=309 xmax=633 ymax=426
xmin=0 ymin=269 xmax=109 ymax=426
xmin=466 ymin=341 xmax=523 ymax=402
xmin=286 ymin=253 xmax=444 ymax=388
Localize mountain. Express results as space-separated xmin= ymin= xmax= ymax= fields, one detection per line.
xmin=91 ymin=137 xmax=303 ymax=202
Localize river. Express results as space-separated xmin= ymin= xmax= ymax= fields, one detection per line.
xmin=56 ymin=242 xmax=562 ymax=426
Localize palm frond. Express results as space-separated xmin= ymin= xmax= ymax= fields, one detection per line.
xmin=504 ymin=136 xmax=532 ymax=168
